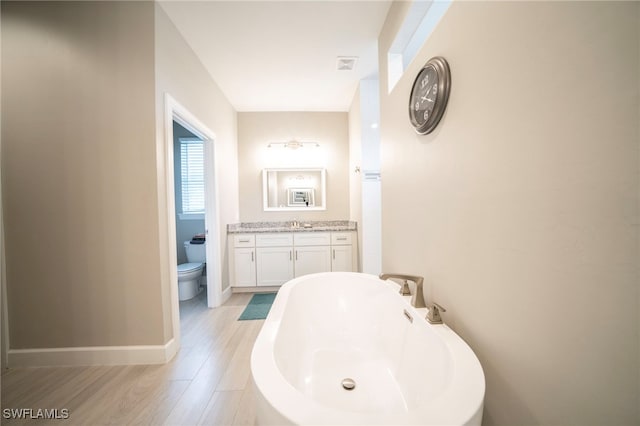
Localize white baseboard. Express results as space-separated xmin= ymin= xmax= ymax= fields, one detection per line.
xmin=231 ymin=286 xmax=280 ymax=293
xmin=221 ymin=285 xmax=232 ymax=304
xmin=8 ymin=338 xmax=178 ymax=368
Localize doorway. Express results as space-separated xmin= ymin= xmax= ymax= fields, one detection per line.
xmin=173 ymin=122 xmax=206 ymax=309
xmin=164 ymin=94 xmax=223 ymax=347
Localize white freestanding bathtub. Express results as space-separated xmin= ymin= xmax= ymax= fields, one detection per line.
xmin=251 ymin=272 xmax=485 ymax=425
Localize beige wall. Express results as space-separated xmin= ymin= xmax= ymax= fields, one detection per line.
xmin=378 ymin=1 xmax=639 ymax=425
xmin=0 ymin=1 xmax=239 ymax=352
xmin=1 ymin=1 xmax=165 ymax=347
xmin=155 ymin=4 xmax=239 ymax=300
xmin=237 ymin=112 xmax=349 ymax=222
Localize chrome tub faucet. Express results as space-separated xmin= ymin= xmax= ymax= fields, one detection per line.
xmin=379 ymin=273 xmax=427 ymax=308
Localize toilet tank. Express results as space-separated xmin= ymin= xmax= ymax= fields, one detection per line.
xmin=184 ymin=241 xmax=206 ymax=263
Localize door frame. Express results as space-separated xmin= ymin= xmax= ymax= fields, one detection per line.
xmin=163 ymin=93 xmax=223 ymax=342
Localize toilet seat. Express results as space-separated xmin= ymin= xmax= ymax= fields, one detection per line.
xmin=178 ymin=262 xmax=203 ymax=274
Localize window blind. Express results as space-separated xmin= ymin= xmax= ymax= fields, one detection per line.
xmin=180 ymin=139 xmax=205 ymax=214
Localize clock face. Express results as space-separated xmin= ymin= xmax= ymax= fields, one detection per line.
xmin=410 ymin=66 xmax=439 ymax=128
xmin=409 ymin=57 xmax=451 ymax=135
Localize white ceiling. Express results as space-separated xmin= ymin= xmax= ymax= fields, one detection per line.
xmin=159 ymin=1 xmax=392 ymax=112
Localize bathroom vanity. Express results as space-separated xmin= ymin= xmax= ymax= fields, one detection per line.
xmin=227 ymin=221 xmax=357 ymax=291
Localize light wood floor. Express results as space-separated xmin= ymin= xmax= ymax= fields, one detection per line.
xmin=1 ymin=291 xmax=264 ymax=425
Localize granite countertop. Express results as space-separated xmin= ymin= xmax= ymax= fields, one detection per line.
xmin=227 ymin=220 xmax=357 ymax=234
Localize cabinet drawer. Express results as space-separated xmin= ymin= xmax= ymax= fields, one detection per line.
xmin=256 ymin=233 xmax=293 ymax=247
xmin=294 ymin=232 xmax=330 ymax=246
xmin=233 ymin=234 xmax=255 ymax=248
xmin=331 ymin=232 xmax=353 ymax=245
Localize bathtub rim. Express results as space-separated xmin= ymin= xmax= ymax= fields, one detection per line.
xmin=250 ymin=271 xmax=486 ymax=425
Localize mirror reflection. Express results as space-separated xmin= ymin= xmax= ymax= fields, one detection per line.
xmin=263 ymin=168 xmax=326 ymax=211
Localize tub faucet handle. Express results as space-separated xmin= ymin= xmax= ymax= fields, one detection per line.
xmin=426 ymin=302 xmax=446 ymax=324
xmin=378 ymin=273 xmax=426 ymax=308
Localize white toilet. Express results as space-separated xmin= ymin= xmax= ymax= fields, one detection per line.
xmin=177 ymin=241 xmax=206 ymax=301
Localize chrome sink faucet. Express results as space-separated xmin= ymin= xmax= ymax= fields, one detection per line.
xmin=379 ymin=273 xmax=427 ymax=308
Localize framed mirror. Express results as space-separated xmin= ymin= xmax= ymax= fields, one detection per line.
xmin=263 ymin=168 xmax=326 ymax=211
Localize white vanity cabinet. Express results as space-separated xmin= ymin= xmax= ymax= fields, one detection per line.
xmin=293 ymin=233 xmax=331 ymax=277
xmin=331 ymin=232 xmax=354 ymax=272
xmin=256 ymin=234 xmax=294 ymax=287
xmin=229 ymin=230 xmax=358 ymax=290
xmin=231 ymin=234 xmax=256 ymax=287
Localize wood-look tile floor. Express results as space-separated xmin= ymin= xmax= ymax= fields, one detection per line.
xmin=1 ymin=291 xmax=264 ymax=425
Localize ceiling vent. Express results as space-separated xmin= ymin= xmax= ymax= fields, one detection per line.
xmin=336 ymin=56 xmax=358 ymax=71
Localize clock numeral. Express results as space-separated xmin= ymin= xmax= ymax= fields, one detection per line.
xmin=432 ymin=84 xmax=438 ymax=95
xmin=415 ymin=101 xmax=420 ymax=111
xmin=423 ymin=110 xmax=430 ymax=121
xmin=421 ymin=76 xmax=429 ymax=88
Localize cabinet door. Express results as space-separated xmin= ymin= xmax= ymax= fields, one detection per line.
xmin=257 ymin=247 xmax=294 ymax=286
xmin=234 ymin=248 xmax=256 ymax=287
xmin=294 ymin=246 xmax=331 ymax=277
xmin=331 ymin=245 xmax=353 ymax=272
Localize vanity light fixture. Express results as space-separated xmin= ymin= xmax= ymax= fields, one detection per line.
xmin=267 ymin=140 xmax=320 ymax=150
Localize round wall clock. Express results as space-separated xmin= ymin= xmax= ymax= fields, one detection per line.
xmin=408 ymin=56 xmax=451 ymax=135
